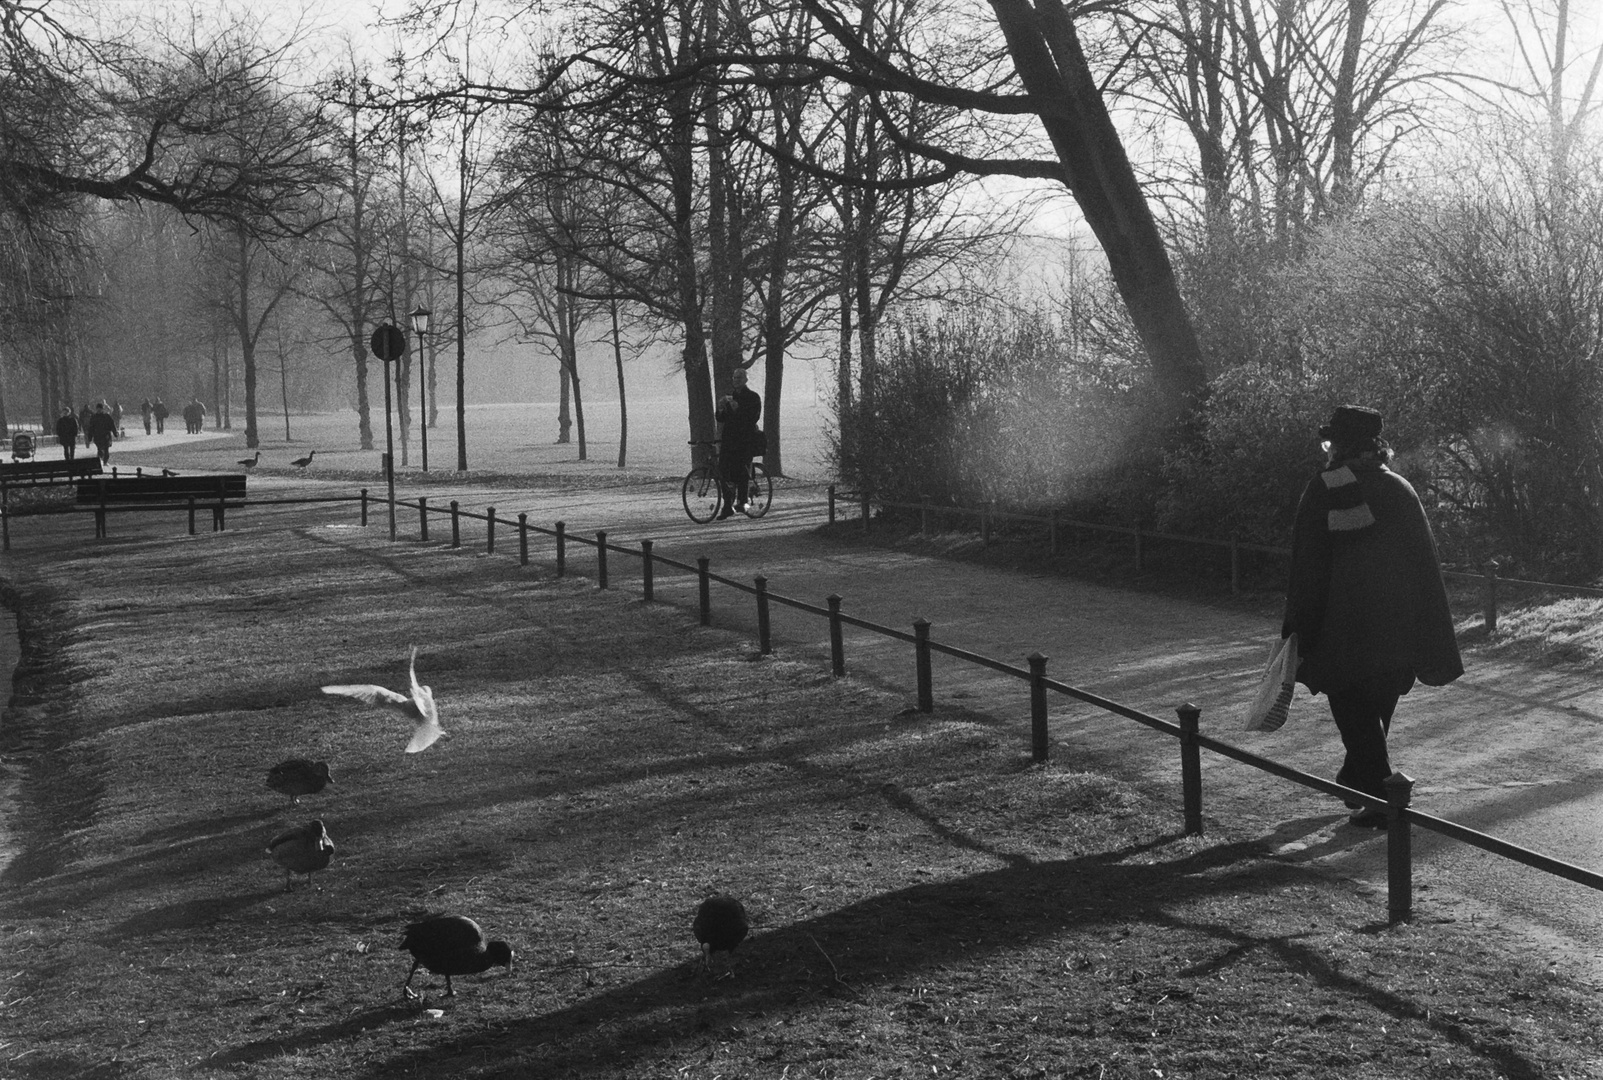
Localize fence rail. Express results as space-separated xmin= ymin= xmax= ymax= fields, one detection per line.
xmin=363 ymin=486 xmax=1603 ymax=926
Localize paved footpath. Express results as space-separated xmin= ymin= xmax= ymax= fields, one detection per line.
xmin=234 ymin=472 xmax=1603 ymax=980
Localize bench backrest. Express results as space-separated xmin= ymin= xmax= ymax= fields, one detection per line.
xmin=76 ymin=474 xmax=248 ymax=503
xmin=1 ymin=458 xmax=102 ymax=482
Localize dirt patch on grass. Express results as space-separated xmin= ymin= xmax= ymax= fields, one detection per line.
xmin=1 ymin=507 xmax=1599 ymax=1078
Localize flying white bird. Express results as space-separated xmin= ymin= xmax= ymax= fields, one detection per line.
xmin=321 ymin=645 xmax=444 ymax=753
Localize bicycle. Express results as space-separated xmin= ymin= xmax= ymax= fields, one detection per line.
xmin=681 ymin=440 xmax=772 ymax=523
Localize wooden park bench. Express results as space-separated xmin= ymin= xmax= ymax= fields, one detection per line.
xmin=75 ymin=474 xmax=248 ymax=537
xmin=0 ymin=456 xmax=103 ymax=489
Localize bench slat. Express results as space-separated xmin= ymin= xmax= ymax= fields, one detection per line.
xmin=1 ymin=459 xmax=103 ymax=483
xmin=75 ymin=475 xmax=248 ymax=504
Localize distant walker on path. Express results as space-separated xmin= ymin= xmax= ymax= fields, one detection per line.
xmin=54 ymin=408 xmax=79 ymax=460
xmin=1281 ymin=404 xmax=1463 ymax=828
xmin=85 ymin=402 xmax=116 ymax=465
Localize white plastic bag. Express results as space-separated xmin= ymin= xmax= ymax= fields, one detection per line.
xmin=1244 ymin=633 xmax=1298 ymax=732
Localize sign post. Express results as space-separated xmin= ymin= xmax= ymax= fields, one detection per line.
xmin=369 ymin=324 xmax=407 ymax=541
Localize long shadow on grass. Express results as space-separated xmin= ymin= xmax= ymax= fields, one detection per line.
xmin=201 ymin=1003 xmax=418 ymax=1067
xmin=310 ymin=837 xmax=1555 ymax=1080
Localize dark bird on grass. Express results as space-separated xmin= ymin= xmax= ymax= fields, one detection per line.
xmin=161 ymin=468 xmax=179 ymax=477
xmin=321 ymin=645 xmax=443 ymax=753
xmin=265 ymin=758 xmax=331 ymax=806
xmin=291 ymin=449 xmax=316 ymax=469
xmin=238 ymin=450 xmax=260 ymax=468
xmin=399 ymin=914 xmax=514 ymax=1000
xmin=693 ymin=895 xmax=749 ymax=974
xmin=268 ymin=819 xmax=334 ymax=891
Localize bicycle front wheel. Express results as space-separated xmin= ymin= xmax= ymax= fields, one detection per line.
xmin=743 ymin=462 xmax=773 ymax=518
xmin=682 ymin=467 xmax=722 ymax=523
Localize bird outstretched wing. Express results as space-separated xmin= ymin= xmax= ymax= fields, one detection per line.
xmin=322 ymin=684 xmax=411 ymax=709
xmin=322 ymin=645 xmax=445 ymax=753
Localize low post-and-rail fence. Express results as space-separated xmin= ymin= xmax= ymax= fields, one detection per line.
xmin=827 ymin=486 xmax=1603 ymax=626
xmin=361 ymin=487 xmax=1603 ymax=927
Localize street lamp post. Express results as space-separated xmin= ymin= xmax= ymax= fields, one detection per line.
xmin=408 ymin=305 xmax=432 ymax=473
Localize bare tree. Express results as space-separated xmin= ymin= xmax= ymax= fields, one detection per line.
xmin=1 ymin=5 xmax=334 ymax=236
xmin=1116 ymin=0 xmax=1457 ymax=239
xmin=306 ymin=65 xmax=394 ymax=452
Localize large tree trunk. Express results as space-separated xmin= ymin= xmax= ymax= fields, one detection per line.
xmin=990 ymin=0 xmax=1207 ymax=418
xmin=238 ymin=229 xmax=259 ymax=450
xmin=1329 ymin=0 xmax=1369 ymax=209
xmin=352 ymin=327 xmax=373 ymax=449
xmin=556 ymin=364 xmax=572 ymax=443
xmin=667 ymin=87 xmax=716 ymax=462
xmin=610 ymin=296 xmax=629 ymax=468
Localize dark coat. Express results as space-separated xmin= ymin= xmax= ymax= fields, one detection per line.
xmin=1282 ymin=461 xmax=1463 ymax=695
xmin=715 ymin=385 xmax=764 ymax=459
xmin=54 ymin=414 xmax=79 ymax=444
xmin=86 ymin=411 xmax=116 ymax=447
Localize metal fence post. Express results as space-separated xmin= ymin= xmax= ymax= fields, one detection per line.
xmin=755 ymin=574 xmax=771 ymax=655
xmin=450 ymin=501 xmax=461 ymax=547
xmin=360 ymin=488 xmax=368 ymax=526
xmin=698 ymin=557 xmax=711 ymax=625
xmin=518 ymin=513 xmax=529 ymax=565
xmin=419 ymin=497 xmax=429 ymax=541
xmin=827 ymin=594 xmax=845 ymax=677
xmin=486 ymin=507 xmax=496 ymax=554
xmin=914 ymin=618 xmax=933 ymax=713
xmin=1483 ymin=560 xmax=1499 ymax=633
xmin=1385 ymin=771 xmax=1416 ymax=923
xmin=556 ymin=521 xmax=566 ymax=576
xmin=1177 ymin=703 xmax=1203 ymax=835
xmin=1029 ymin=652 xmax=1049 ymax=762
xmin=828 ymin=484 xmax=836 ymax=524
xmin=187 ymin=497 xmax=197 ymax=536
xmin=596 ymin=530 xmax=608 ymax=589
xmin=641 ymin=539 xmax=654 ymax=601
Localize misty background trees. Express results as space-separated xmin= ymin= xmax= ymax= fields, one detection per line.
xmin=1 ymin=0 xmax=1600 ymax=577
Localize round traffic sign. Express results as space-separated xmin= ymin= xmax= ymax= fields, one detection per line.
xmin=369 ymin=324 xmax=406 ymax=362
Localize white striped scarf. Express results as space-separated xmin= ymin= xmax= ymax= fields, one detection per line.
xmin=1321 ymin=465 xmax=1376 ymax=532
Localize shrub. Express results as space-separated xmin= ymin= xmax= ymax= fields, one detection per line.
xmin=831 ymin=304 xmax=1158 ymax=514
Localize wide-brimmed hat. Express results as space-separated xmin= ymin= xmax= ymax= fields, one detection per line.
xmin=1319 ymin=405 xmax=1383 ymax=446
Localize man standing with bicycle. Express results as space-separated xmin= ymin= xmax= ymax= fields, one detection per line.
xmin=715 ymin=367 xmax=764 ymax=520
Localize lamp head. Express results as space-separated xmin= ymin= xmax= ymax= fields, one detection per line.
xmin=407 ymin=304 xmax=432 ymax=336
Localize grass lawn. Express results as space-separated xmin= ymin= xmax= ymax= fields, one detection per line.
xmin=1 ymin=505 xmax=1600 ymax=1079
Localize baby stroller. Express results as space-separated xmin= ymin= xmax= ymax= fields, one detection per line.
xmin=11 ymin=431 xmax=36 ymax=462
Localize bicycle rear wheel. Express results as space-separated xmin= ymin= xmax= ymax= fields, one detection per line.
xmin=682 ymin=467 xmax=721 ymax=523
xmin=743 ymin=462 xmax=773 ymax=518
